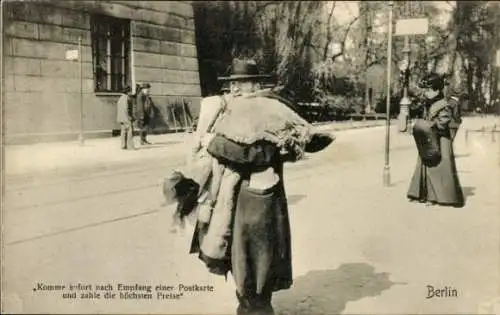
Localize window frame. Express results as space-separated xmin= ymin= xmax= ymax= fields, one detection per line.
xmin=90 ymin=14 xmax=131 ymax=93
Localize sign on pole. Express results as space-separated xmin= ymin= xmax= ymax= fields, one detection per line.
xmin=395 ymin=18 xmax=429 ymax=36
xmin=496 ymin=49 xmax=500 ymax=67
xmin=65 ymin=49 xmax=79 ymax=61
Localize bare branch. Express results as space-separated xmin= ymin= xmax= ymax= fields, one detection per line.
xmin=323 ymin=2 xmax=337 ymax=59
xmin=330 ymin=14 xmax=361 ymax=62
xmin=354 ymin=58 xmax=382 ymax=75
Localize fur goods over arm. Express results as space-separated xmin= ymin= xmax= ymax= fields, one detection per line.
xmin=213 ymin=96 xmax=312 ymax=160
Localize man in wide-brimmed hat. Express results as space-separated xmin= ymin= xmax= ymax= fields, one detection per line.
xmin=177 ymin=58 xmax=333 ymax=315
xmin=136 ymin=82 xmax=155 ymax=145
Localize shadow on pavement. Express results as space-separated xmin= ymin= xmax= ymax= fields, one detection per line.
xmin=273 ymin=262 xmax=395 ymax=315
xmin=388 ymin=179 xmax=406 ymax=187
xmin=149 ymin=140 xmax=183 ymax=145
xmin=462 ymin=186 xmax=476 ymax=200
xmin=287 ymin=194 xmax=307 ymax=206
xmin=136 ymin=141 xmax=182 ymax=150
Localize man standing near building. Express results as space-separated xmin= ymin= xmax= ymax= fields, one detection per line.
xmin=136 ymin=82 xmax=155 ymax=145
xmin=116 ymin=85 xmax=135 ymax=150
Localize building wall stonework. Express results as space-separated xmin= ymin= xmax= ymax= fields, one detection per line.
xmin=3 ymin=0 xmax=201 ymax=143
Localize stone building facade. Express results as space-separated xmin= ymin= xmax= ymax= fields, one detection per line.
xmin=3 ymin=0 xmax=201 ymax=143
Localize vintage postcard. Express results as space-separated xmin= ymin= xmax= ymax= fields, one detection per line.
xmin=1 ymin=1 xmax=499 ymax=314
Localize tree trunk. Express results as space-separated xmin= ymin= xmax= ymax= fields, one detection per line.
xmin=474 ymin=67 xmax=484 ymax=112
xmin=466 ymin=66 xmax=474 ymax=111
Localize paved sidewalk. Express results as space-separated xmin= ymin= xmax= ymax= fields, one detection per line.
xmin=4 ymin=116 xmax=498 ymax=178
xmin=3 ymin=120 xmax=388 ymax=177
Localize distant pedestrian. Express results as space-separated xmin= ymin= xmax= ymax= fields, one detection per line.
xmin=407 ymin=73 xmax=465 ymax=207
xmin=116 ymin=85 xmax=135 ymax=150
xmin=136 ymin=82 xmax=156 ymax=145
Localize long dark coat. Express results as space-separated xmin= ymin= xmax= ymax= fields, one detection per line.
xmin=189 ymin=136 xmax=293 ymax=295
xmin=135 ymin=91 xmax=155 ymax=125
xmin=407 ymin=96 xmax=465 ymax=207
xmin=231 ymin=160 xmax=293 ymax=296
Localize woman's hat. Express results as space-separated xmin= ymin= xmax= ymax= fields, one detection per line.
xmin=218 ymin=59 xmax=272 ymax=82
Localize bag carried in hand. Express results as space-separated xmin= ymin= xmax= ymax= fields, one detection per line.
xmin=412 ymin=119 xmax=441 ymax=167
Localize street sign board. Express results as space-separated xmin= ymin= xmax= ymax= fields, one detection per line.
xmin=65 ymin=49 xmax=79 ymax=61
xmin=395 ymin=18 xmax=429 ymax=36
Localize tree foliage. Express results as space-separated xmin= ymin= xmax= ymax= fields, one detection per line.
xmin=193 ymin=1 xmax=500 ymax=113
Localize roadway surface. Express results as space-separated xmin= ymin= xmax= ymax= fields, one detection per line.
xmin=2 ymin=120 xmax=499 ymax=314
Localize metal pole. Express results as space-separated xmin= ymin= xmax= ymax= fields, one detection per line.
xmin=130 ymin=22 xmax=136 ymax=94
xmin=383 ymin=1 xmax=394 ymax=187
xmin=78 ymin=36 xmax=85 ymax=145
xmin=399 ymin=36 xmax=412 ymax=133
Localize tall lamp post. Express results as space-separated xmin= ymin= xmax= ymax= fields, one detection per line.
xmin=395 ymin=1 xmax=428 ymax=132
xmin=398 ymin=35 xmax=411 ymax=132
xmin=496 ymin=49 xmax=500 ymax=115
xmin=383 ymin=0 xmax=394 ymax=187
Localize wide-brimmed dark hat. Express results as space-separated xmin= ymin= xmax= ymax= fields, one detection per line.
xmin=418 ymin=73 xmax=445 ymax=91
xmin=141 ymin=82 xmax=152 ymax=88
xmin=218 ymin=59 xmax=272 ymax=82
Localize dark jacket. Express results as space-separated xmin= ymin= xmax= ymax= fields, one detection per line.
xmin=190 ymin=136 xmax=293 ymax=293
xmin=135 ymin=92 xmax=155 ymax=122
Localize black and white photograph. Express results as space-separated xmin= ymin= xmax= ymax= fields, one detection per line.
xmin=1 ymin=1 xmax=500 ymax=314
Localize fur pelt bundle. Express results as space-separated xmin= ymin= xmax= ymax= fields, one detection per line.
xmin=162 ymin=171 xmax=200 ymax=228
xmin=213 ymin=96 xmax=312 ymax=160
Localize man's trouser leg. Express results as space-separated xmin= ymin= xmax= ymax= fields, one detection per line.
xmin=232 ymin=181 xmax=276 ymax=315
xmin=126 ymin=121 xmax=135 ymax=149
xmin=140 ymin=128 xmax=148 ymax=143
xmin=236 ymin=290 xmax=274 ymax=315
xmin=120 ymin=123 xmax=127 ymax=149
xmin=139 ymin=119 xmax=149 ymax=144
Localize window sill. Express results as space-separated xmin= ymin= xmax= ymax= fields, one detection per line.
xmin=95 ymin=92 xmax=123 ymax=96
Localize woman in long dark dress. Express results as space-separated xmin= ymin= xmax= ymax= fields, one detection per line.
xmin=407 ymin=73 xmax=465 ymax=207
